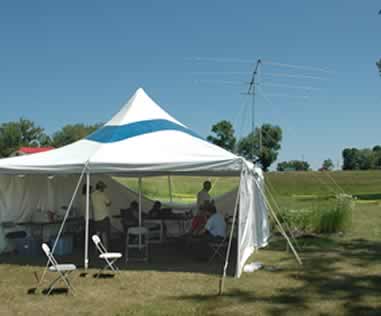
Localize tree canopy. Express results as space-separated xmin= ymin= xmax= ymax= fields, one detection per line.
xmin=237 ymin=124 xmax=282 ymax=171
xmin=206 ymin=120 xmax=236 ymax=152
xmin=321 ymin=159 xmax=334 ymax=171
xmin=51 ymin=123 xmax=103 ymax=147
xmin=0 ymin=118 xmax=50 ymax=157
xmin=342 ymin=146 xmax=381 ymax=170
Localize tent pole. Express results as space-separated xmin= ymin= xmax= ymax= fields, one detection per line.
xmin=218 ymin=182 xmax=241 ymax=296
xmin=168 ymin=175 xmax=173 ymax=203
xmin=84 ymin=172 xmax=90 ymax=270
xmin=36 ymin=166 xmax=87 ymax=292
xmin=138 ymin=177 xmax=142 ymax=248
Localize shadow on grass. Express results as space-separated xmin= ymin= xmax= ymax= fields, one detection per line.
xmin=27 ymin=287 xmax=69 ymax=296
xmin=354 ymin=193 xmax=381 ymax=200
xmin=175 ymin=236 xmax=381 ymax=316
xmin=41 ymin=287 xmax=69 ymax=295
xmin=93 ymin=272 xmax=115 ymax=279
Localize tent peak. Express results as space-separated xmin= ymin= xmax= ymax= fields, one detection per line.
xmin=105 ymin=88 xmax=184 ymax=127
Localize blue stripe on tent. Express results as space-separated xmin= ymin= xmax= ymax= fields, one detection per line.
xmin=86 ymin=119 xmax=203 ymax=143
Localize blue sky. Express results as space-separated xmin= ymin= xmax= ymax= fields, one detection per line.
xmin=0 ymin=0 xmax=380 ymax=169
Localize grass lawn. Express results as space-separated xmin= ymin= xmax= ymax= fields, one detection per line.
xmin=0 ymin=171 xmax=381 ymax=315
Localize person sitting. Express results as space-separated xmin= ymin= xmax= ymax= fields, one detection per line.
xmin=189 ymin=205 xmax=226 ymax=261
xmin=148 ymin=201 xmax=162 ymax=218
xmin=199 ymin=205 xmax=226 ymax=240
xmin=190 ymin=201 xmax=209 ymax=235
xmin=120 ymin=200 xmax=139 ymax=234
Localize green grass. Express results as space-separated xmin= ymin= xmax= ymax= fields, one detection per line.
xmin=1 ymin=171 xmax=381 ymax=315
xmin=114 ymin=176 xmax=239 ymax=203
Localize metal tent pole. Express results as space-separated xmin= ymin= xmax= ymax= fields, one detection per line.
xmin=168 ymin=175 xmax=173 ymax=203
xmin=84 ymin=172 xmax=90 ymax=270
xmin=36 ymin=166 xmax=86 ymax=292
xmin=218 ymin=182 xmax=241 ymax=295
xmin=138 ymin=177 xmax=142 ymax=248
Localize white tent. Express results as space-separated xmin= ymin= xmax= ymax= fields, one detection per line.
xmin=0 ymin=88 xmax=270 ymax=277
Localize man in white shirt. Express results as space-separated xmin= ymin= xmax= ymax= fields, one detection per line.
xmin=204 ymin=206 xmax=226 ymax=239
xmin=91 ymin=181 xmax=112 ymax=248
xmin=197 ymin=181 xmax=212 ymax=211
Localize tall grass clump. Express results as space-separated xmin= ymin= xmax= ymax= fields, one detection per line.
xmin=280 ymin=194 xmax=354 ymax=234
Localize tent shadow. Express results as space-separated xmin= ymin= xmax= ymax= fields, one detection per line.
xmin=0 ymin=240 xmax=238 ymax=277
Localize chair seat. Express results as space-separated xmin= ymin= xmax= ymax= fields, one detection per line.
xmin=49 ymin=264 xmax=77 ymax=272
xmin=128 ymin=227 xmax=148 ymax=235
xmin=99 ymin=252 xmax=122 ymax=259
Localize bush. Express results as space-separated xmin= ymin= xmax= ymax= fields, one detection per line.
xmin=280 ymin=194 xmax=353 ymax=234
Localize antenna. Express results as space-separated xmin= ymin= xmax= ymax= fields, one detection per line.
xmin=247 ymin=59 xmax=262 ymax=159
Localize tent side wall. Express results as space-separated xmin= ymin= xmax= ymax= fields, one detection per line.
xmin=236 ymin=166 xmax=270 ymax=277
xmin=0 ymin=175 xmax=81 ymax=252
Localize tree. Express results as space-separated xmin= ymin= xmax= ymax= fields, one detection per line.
xmin=342 ymin=148 xmax=360 ymax=170
xmin=0 ymin=118 xmax=50 ymax=157
xmin=51 ymin=123 xmax=103 ymax=147
xmin=321 ymin=159 xmax=334 ymax=171
xmin=206 ymin=120 xmax=236 ymax=152
xmin=237 ymin=124 xmax=282 ymax=171
xmin=377 ymin=59 xmax=381 ymax=75
xmin=342 ymin=147 xmax=379 ymax=170
xmin=277 ymin=160 xmax=310 ymax=171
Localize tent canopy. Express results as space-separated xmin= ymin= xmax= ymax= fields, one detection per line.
xmin=0 ymin=88 xmax=245 ymax=176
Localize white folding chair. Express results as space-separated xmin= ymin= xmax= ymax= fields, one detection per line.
xmin=41 ymin=243 xmax=76 ymax=295
xmin=92 ymin=234 xmax=122 ymax=277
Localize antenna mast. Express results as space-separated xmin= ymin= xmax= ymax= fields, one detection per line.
xmin=247 ymin=59 xmax=262 ymax=159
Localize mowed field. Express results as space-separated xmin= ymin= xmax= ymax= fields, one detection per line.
xmin=0 ymin=171 xmax=380 ymax=316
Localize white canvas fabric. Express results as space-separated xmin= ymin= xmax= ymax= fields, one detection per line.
xmin=237 ymin=165 xmax=270 ymax=277
xmin=0 ymin=88 xmax=270 ymax=277
xmin=0 ymin=88 xmax=242 ymax=175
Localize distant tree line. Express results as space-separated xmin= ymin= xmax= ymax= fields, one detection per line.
xmin=0 ymin=118 xmax=102 ymax=158
xmin=342 ymin=146 xmax=381 ymax=170
xmin=276 ymin=160 xmax=310 ymax=171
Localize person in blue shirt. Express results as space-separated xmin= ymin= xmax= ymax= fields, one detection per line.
xmin=200 ymin=205 xmax=226 ymax=240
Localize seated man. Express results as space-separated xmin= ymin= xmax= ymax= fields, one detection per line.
xmin=120 ymin=200 xmax=139 ymax=234
xmin=201 ymin=205 xmax=226 ymax=240
xmin=148 ymin=201 xmax=162 ymax=218
xmin=189 ymin=205 xmax=226 ymax=261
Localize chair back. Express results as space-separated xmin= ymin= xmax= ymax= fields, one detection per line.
xmin=92 ymin=234 xmax=108 ymax=254
xmin=128 ymin=227 xmax=147 ymax=235
xmin=42 ymin=243 xmax=59 ymax=267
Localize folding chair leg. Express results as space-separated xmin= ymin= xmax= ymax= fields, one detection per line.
xmin=61 ymin=272 xmax=75 ymax=295
xmin=208 ymin=243 xmax=226 ymax=263
xmin=47 ymin=275 xmax=62 ymax=295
